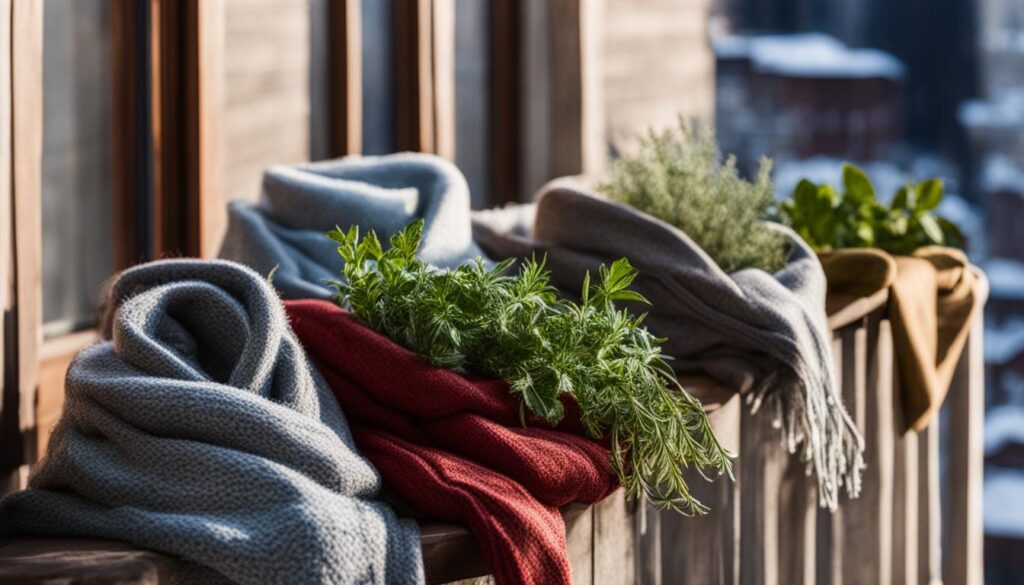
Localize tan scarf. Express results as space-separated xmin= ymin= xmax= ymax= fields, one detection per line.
xmin=820 ymin=247 xmax=979 ymax=432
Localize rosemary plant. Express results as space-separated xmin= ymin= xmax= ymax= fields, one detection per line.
xmin=328 ymin=220 xmax=733 ymax=514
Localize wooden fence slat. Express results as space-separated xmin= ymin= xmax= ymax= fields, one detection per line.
xmin=593 ymin=489 xmax=637 ymax=585
xmin=823 ymin=314 xmax=895 ymax=585
xmin=661 ymin=393 xmax=741 ymax=585
xmin=918 ymin=419 xmax=942 ymax=585
xmin=943 ymin=276 xmax=987 ymax=585
xmin=892 ymin=387 xmax=920 ymax=585
xmin=739 ymin=400 xmax=782 ymax=585
xmin=777 ymin=451 xmax=817 ymax=585
xmin=566 ymin=504 xmax=594 ymax=585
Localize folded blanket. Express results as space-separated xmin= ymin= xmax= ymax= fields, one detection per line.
xmin=219 ymin=153 xmax=485 ymax=299
xmin=820 ymin=247 xmax=980 ymax=432
xmin=472 ymin=180 xmax=863 ymax=509
xmin=285 ymin=299 xmax=617 ymax=585
xmin=0 ymin=260 xmax=424 ymax=585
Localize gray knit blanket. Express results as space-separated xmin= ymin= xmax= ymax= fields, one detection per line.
xmin=0 ymin=259 xmax=424 ymax=585
xmin=473 ymin=181 xmax=864 ymax=509
xmin=219 ymin=152 xmax=485 ymax=299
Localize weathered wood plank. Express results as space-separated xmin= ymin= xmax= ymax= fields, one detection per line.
xmin=826 ymin=314 xmax=895 ymax=585
xmin=918 ymin=419 xmax=942 ymax=585
xmin=0 ymin=539 xmax=175 ymax=585
xmin=12 ymin=0 xmax=43 ymax=452
xmin=739 ymin=397 xmax=782 ymax=585
xmin=328 ymin=0 xmax=362 ymax=156
xmin=944 ymin=272 xmax=988 ymax=585
xmin=661 ymin=391 xmax=741 ymax=585
xmin=892 ymin=384 xmax=920 ymax=585
xmin=593 ymin=489 xmax=637 ymax=585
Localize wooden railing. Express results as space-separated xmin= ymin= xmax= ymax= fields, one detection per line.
xmin=0 ymin=281 xmax=988 ymax=585
xmin=649 ymin=273 xmax=989 ymax=585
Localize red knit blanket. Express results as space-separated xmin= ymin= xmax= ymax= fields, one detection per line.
xmin=285 ymin=299 xmax=617 ymax=585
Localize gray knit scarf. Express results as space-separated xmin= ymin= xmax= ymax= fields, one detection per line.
xmin=473 ymin=181 xmax=864 ymax=509
xmin=219 ymin=152 xmax=485 ymax=299
xmin=0 ymin=259 xmax=424 ymax=585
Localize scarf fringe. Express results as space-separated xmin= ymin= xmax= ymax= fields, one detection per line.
xmin=748 ymin=373 xmax=865 ymax=511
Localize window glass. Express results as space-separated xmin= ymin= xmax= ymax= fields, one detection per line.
xmin=455 ymin=0 xmax=492 ymax=207
xmin=362 ymin=0 xmax=397 ymax=154
xmin=41 ymin=0 xmax=114 ymax=338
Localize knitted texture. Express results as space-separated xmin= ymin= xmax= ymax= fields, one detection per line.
xmin=0 ymin=260 xmax=424 ymax=585
xmin=285 ymin=299 xmax=617 ymax=585
xmin=472 ymin=181 xmax=864 ymax=510
xmin=219 ymin=152 xmax=485 ymax=300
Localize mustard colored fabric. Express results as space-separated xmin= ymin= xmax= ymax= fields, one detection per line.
xmin=820 ymin=247 xmax=979 ymax=432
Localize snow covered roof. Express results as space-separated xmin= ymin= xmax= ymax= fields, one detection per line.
xmin=713 ymin=33 xmax=905 ymax=81
xmin=982 ymin=258 xmax=1024 ymax=301
xmin=985 ymin=469 xmax=1024 ymax=538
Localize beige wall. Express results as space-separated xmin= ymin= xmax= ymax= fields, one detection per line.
xmin=222 ymin=0 xmax=311 ymax=204
xmin=601 ymin=0 xmax=714 ymax=157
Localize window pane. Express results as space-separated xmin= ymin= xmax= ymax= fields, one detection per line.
xmin=41 ymin=0 xmax=114 ymax=338
xmin=362 ymin=0 xmax=396 ymax=154
xmin=455 ymin=0 xmax=491 ymax=208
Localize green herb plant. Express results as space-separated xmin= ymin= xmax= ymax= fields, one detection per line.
xmin=779 ymin=163 xmax=963 ymax=255
xmin=598 ymin=118 xmax=790 ymax=273
xmin=328 ymin=220 xmax=733 ymax=514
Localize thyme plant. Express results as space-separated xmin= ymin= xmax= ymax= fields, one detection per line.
xmin=598 ymin=119 xmax=790 ymax=273
xmin=328 ymin=220 xmax=733 ymax=514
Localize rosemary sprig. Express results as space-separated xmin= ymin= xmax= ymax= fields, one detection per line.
xmin=328 ymin=220 xmax=733 ymax=514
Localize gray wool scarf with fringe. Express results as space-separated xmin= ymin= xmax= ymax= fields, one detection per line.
xmin=0 ymin=259 xmax=424 ymax=585
xmin=472 ymin=181 xmax=864 ymax=509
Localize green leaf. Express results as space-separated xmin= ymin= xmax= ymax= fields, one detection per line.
xmin=842 ymin=164 xmax=875 ymax=205
xmin=794 ymin=179 xmax=818 ymax=211
xmin=856 ymin=222 xmax=875 ymax=246
xmin=937 ymin=217 xmax=964 ymax=247
xmin=919 ymin=213 xmax=944 ymax=244
xmin=891 ymin=186 xmax=910 ymax=211
xmin=915 ymin=178 xmax=944 ymax=211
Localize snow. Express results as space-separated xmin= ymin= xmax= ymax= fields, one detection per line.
xmin=712 ymin=34 xmax=752 ymax=60
xmin=982 ymin=258 xmax=1024 ymax=301
xmin=980 ymin=155 xmax=1024 ymax=195
xmin=958 ymin=90 xmax=1024 ymax=128
xmin=985 ymin=320 xmax=1024 ymax=365
xmin=714 ymin=33 xmax=906 ymax=81
xmin=985 ymin=469 xmax=1024 ymax=538
xmin=985 ymin=406 xmax=1024 ymax=454
xmin=772 ymin=157 xmax=909 ymax=201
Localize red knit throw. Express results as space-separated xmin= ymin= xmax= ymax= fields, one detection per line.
xmin=285 ymin=299 xmax=617 ymax=585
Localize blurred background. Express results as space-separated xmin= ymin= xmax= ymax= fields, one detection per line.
xmin=3 ymin=0 xmax=1022 ymax=581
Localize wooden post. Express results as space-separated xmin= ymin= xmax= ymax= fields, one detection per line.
xmin=944 ymin=273 xmax=988 ymax=585
xmin=547 ymin=0 xmax=605 ymax=179
xmin=0 ymin=0 xmax=15 ymax=478
xmin=490 ymin=0 xmax=522 ymax=204
xmin=151 ymin=0 xmax=224 ymax=259
xmin=328 ymin=0 xmax=362 ymax=157
xmin=11 ymin=0 xmax=43 ymax=460
xmin=112 ymin=0 xmax=153 ymax=268
xmin=394 ymin=0 xmax=434 ymax=153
